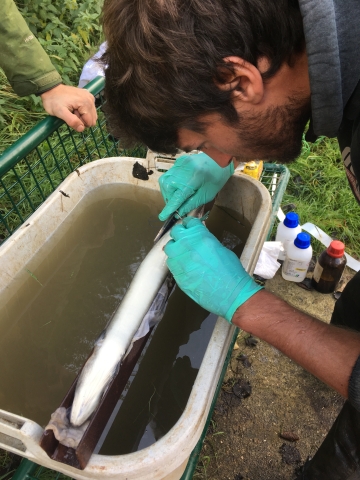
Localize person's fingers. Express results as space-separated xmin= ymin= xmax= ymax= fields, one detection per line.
xmin=164 ymin=238 xmax=190 ymax=258
xmin=158 ymin=186 xmax=195 ymax=221
xmin=41 ymin=85 xmax=97 ymax=130
xmin=182 ymin=217 xmax=204 ymax=229
xmin=158 ymin=206 xmax=172 ymax=222
xmin=177 ymin=192 xmax=210 ymax=217
xmin=55 ymin=107 xmax=85 ymax=132
xmin=168 ymin=224 xmax=187 ymax=241
xmin=169 ymin=218 xmax=204 ymax=240
xmin=77 ymin=98 xmax=97 ymax=127
xmin=73 ymin=110 xmax=82 ymax=120
xmin=166 ymin=256 xmax=189 ymax=277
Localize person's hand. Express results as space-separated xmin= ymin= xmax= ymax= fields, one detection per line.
xmin=158 ymin=153 xmax=234 ymax=221
xmin=164 ymin=217 xmax=262 ymax=322
xmin=40 ymin=84 xmax=97 ymax=132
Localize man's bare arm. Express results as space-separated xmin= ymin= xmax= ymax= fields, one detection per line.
xmin=232 ymin=289 xmax=360 ymax=398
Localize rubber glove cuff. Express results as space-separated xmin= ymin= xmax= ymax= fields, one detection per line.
xmin=225 ymin=280 xmax=263 ymax=323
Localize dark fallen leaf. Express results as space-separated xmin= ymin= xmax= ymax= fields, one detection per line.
xmin=222 ymin=385 xmax=233 ymax=394
xmin=279 ymin=431 xmax=300 ymax=442
xmin=296 ymin=277 xmax=313 ymax=291
xmin=245 ymin=335 xmax=258 ymax=347
xmin=237 ymin=354 xmax=252 ymax=368
xmin=232 ymin=379 xmax=252 ymax=399
xmin=214 ymin=402 xmax=228 ymax=416
xmin=279 ymin=443 xmax=301 ymax=465
xmin=132 ymin=161 xmax=149 ymax=180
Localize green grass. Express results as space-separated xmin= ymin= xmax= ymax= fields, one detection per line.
xmin=193 ymin=420 xmax=224 ymax=479
xmin=0 ymin=70 xmax=46 ymax=153
xmin=276 ymin=135 xmax=360 ymax=258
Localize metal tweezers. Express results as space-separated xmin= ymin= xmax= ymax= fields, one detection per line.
xmin=153 ymin=211 xmax=181 ymax=243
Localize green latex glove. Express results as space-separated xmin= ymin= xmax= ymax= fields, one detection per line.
xmin=164 ymin=217 xmax=263 ymax=323
xmin=158 ymin=153 xmax=234 ymax=221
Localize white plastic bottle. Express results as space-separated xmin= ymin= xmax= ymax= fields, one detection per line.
xmin=282 ymin=232 xmax=312 ymax=282
xmin=275 ymin=212 xmax=302 ymax=261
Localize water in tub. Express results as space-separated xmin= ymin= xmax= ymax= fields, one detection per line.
xmin=0 ymin=184 xmax=250 ymax=454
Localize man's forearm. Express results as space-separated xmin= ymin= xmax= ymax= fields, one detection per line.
xmin=232 ymin=290 xmax=360 ymax=398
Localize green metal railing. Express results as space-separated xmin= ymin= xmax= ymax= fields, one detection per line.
xmin=0 ymin=76 xmax=145 ymax=244
xmin=0 ymin=78 xmax=289 ymax=479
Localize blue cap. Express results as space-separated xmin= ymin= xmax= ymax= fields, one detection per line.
xmin=283 ymin=212 xmax=299 ymax=228
xmin=294 ymin=232 xmax=311 ymax=249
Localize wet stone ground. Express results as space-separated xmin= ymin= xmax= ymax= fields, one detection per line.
xmin=194 ymin=268 xmax=353 ymax=480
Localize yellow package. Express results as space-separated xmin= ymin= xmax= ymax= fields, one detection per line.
xmin=243 ymin=160 xmax=263 ymax=180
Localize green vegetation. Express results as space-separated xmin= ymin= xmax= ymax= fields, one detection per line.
xmin=0 ymin=0 xmax=104 ymax=152
xmin=18 ymin=0 xmax=103 ymax=85
xmin=0 ymin=69 xmax=46 ymax=151
xmin=279 ymin=135 xmax=360 ymax=257
xmin=194 ymin=419 xmax=224 ymax=479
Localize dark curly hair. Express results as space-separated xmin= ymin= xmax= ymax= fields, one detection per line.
xmin=102 ymin=0 xmax=305 ymax=153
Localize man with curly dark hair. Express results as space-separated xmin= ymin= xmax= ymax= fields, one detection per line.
xmin=102 ymin=1 xmax=360 ymax=477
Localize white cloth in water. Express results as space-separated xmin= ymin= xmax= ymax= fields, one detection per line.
xmin=124 ymin=275 xmax=175 ymax=359
xmin=45 ymin=407 xmax=89 ymax=448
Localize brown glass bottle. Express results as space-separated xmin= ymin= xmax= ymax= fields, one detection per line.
xmin=311 ymin=240 xmax=347 ymax=294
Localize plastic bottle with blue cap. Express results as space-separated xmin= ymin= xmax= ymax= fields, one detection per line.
xmin=282 ymin=232 xmax=313 ymax=282
xmin=275 ymin=212 xmax=302 ymax=261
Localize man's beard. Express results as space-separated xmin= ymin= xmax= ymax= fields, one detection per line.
xmin=235 ymin=94 xmax=311 ymax=163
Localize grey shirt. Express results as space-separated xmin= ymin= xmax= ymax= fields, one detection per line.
xmin=299 ymin=0 xmax=360 ymax=137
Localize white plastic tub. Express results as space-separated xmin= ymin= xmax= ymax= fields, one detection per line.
xmin=0 ymin=157 xmax=271 ymax=479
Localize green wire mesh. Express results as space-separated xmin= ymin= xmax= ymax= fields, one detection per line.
xmin=0 ymin=76 xmax=146 ymax=244
xmin=259 ymin=163 xmax=290 ymax=239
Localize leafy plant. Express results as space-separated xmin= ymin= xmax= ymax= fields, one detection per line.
xmin=0 ymin=1 xmax=103 ymax=150
xmin=277 ymin=135 xmax=360 ymax=256
xmin=16 ymin=0 xmax=104 ymax=85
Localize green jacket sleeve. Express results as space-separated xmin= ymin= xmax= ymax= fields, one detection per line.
xmin=0 ymin=0 xmax=62 ymax=96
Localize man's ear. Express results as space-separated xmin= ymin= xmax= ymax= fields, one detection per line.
xmin=216 ymin=56 xmax=264 ymax=105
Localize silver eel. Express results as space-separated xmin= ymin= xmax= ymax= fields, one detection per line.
xmin=70 ymin=206 xmax=206 ymax=427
